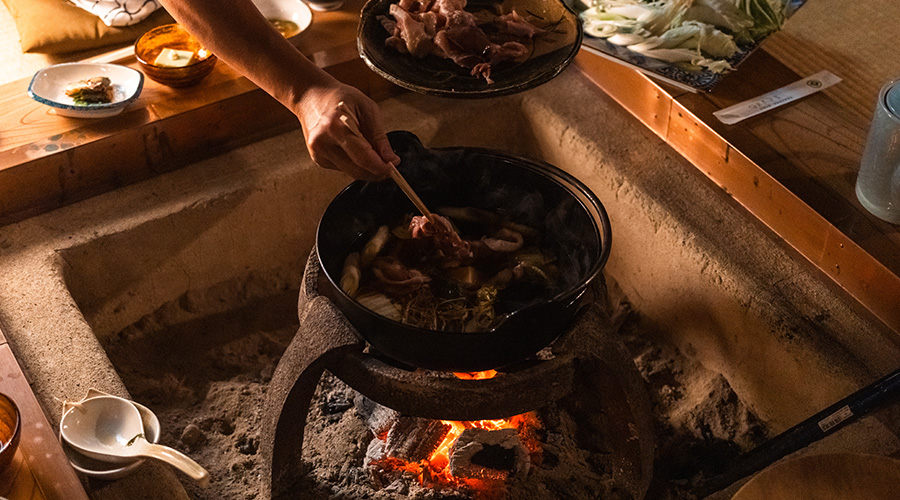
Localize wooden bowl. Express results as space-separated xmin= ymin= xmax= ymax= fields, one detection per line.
xmin=0 ymin=392 xmax=21 ymax=471
xmin=732 ymin=453 xmax=900 ymax=500
xmin=134 ymin=24 xmax=217 ymax=87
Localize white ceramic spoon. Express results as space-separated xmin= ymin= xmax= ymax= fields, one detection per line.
xmin=60 ymin=395 xmax=210 ymax=487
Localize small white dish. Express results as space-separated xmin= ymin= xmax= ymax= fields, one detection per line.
xmin=59 ymin=389 xmax=161 ymax=480
xmin=60 ymin=393 xmax=208 ymax=486
xmin=28 ymin=62 xmax=143 ymax=119
xmin=252 ymin=0 xmax=313 ymax=39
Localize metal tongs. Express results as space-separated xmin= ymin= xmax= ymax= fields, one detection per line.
xmin=336 ymin=101 xmax=435 ymax=222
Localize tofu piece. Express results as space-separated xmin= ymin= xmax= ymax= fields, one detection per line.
xmin=153 ymin=48 xmax=195 ymax=67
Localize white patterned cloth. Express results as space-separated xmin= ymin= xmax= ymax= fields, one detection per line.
xmin=69 ymin=0 xmax=163 ymax=27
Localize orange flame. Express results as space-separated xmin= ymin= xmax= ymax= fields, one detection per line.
xmin=428 ymin=414 xmax=533 ymax=470
xmin=427 ymin=371 xmax=533 ymax=471
xmin=372 ymin=369 xmax=543 ymax=497
xmin=453 ymin=370 xmax=498 ymax=380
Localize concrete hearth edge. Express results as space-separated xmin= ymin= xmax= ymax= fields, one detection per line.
xmin=0 ymin=68 xmax=898 ymax=499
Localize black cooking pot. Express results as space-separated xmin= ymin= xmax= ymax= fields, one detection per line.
xmin=317 ymin=131 xmax=611 ymax=372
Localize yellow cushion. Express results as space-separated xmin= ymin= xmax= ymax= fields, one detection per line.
xmin=3 ymin=0 xmax=174 ymax=54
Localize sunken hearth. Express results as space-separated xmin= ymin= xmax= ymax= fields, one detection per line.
xmin=103 ymin=257 xmax=768 ymax=500
xmin=261 ymin=250 xmax=656 ymax=500
xmin=259 ymin=251 xmax=767 ymax=500
xmin=8 ymin=69 xmax=886 ymax=500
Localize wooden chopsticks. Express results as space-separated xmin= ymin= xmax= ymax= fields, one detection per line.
xmin=336 ymin=101 xmax=434 ymax=221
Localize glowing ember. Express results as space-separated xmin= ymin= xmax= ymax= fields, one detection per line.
xmin=369 ymin=370 xmax=543 ymax=497
xmin=428 ymin=413 xmax=536 ymax=471
xmin=453 ymin=370 xmax=499 ymax=380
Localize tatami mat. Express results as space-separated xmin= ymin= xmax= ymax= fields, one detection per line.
xmin=764 ymin=0 xmax=900 ymax=123
xmin=2 ymin=0 xmax=898 ymax=121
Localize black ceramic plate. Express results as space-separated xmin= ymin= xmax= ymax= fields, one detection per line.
xmin=358 ymin=0 xmax=583 ymax=98
xmin=571 ymin=0 xmax=809 ymax=92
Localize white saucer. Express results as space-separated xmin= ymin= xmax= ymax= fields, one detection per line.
xmin=59 ymin=389 xmax=161 ymax=480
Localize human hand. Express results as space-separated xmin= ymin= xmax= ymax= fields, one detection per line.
xmin=293 ymin=82 xmax=400 ymax=180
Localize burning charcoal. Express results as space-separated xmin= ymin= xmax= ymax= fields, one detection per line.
xmin=364 ymin=438 xmax=387 ymax=468
xmin=324 ymin=393 xmax=353 ymax=414
xmin=385 ymin=416 xmax=451 ymax=462
xmin=355 ymin=394 xmax=400 ymax=436
xmin=383 ymin=479 xmax=409 ymax=495
xmin=338 ymin=461 xmax=355 ymax=486
xmin=368 ymin=457 xmax=414 ymax=490
xmin=448 ymin=428 xmax=530 ymax=480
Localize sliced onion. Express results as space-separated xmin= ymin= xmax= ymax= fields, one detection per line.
xmin=607 ymin=33 xmax=650 ymax=46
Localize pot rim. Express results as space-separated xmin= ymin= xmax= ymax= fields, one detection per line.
xmin=317 ymin=144 xmax=611 ymax=335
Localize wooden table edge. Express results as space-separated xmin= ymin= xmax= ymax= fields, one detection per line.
xmin=574 ymin=50 xmax=900 ymax=337
xmin=0 ymin=328 xmax=90 ymax=500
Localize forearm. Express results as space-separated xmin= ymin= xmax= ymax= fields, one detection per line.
xmin=156 ymin=0 xmax=335 ymax=112
xmin=156 ymin=0 xmax=399 ymax=179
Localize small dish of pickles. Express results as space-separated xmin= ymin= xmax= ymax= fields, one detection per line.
xmin=28 ymin=62 xmax=144 ymax=118
xmin=252 ymin=0 xmax=313 ymax=40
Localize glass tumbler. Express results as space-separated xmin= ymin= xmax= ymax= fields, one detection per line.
xmin=856 ymin=79 xmax=900 ymax=224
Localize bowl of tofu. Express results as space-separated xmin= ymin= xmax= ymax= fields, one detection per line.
xmin=134 ymin=23 xmax=218 ymax=87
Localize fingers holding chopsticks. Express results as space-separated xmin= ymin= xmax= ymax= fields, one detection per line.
xmin=336 ymin=98 xmax=400 ymax=176
xmin=297 ymin=84 xmax=399 ymax=180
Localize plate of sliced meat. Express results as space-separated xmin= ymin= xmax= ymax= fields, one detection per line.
xmin=358 ymin=0 xmax=582 ymax=97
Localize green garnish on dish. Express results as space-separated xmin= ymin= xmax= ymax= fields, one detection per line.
xmin=65 ymin=76 xmax=115 ymax=105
